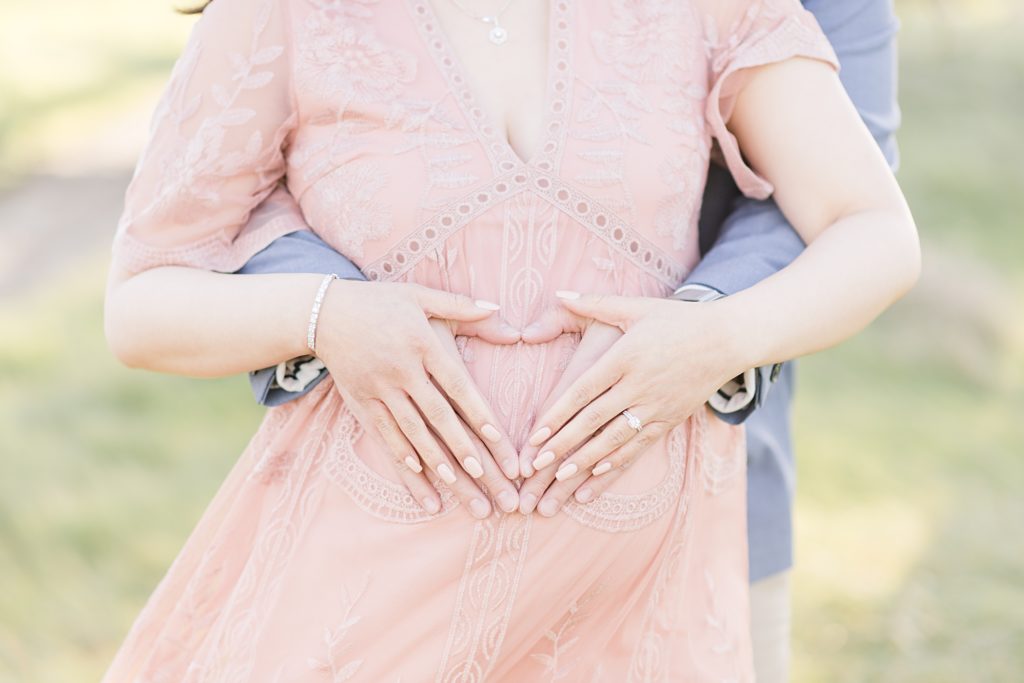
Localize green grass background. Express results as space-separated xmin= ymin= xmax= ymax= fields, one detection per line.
xmin=1 ymin=1 xmax=1022 ymax=681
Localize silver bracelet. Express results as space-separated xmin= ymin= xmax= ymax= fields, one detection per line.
xmin=306 ymin=273 xmax=339 ymax=355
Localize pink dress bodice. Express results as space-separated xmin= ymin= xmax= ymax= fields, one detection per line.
xmin=104 ymin=2 xmax=837 ymax=681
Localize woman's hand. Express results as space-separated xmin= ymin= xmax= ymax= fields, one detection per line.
xmin=315 ymin=280 xmax=522 ymax=518
xmin=518 ymin=290 xmax=748 ymax=515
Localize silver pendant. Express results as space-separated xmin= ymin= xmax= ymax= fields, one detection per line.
xmin=483 ymin=16 xmax=508 ymax=45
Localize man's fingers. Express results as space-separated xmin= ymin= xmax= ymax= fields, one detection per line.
xmin=414 ymin=285 xmax=501 ymax=323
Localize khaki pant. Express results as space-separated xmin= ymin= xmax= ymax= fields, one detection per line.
xmin=749 ymin=571 xmax=791 ymax=683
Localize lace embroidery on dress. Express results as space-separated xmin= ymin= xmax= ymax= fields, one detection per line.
xmin=625 ymin=409 xmax=705 ymax=682
xmin=562 ymin=423 xmax=687 ymax=533
xmin=589 ymin=0 xmax=709 ymax=252
xmin=408 ymin=0 xmax=574 ymax=176
xmin=176 ymin=389 xmax=337 ymax=681
xmin=363 ymin=166 xmax=688 ymax=288
xmin=113 ymin=0 xmax=296 ymax=274
xmin=435 ymin=515 xmax=533 ymax=683
xmin=323 ymin=407 xmax=459 ymax=523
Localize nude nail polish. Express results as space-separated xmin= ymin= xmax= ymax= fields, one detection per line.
xmin=592 ymin=462 xmax=613 ymax=476
xmin=422 ymin=497 xmax=441 ymax=514
xmin=481 ymin=423 xmax=502 ymax=442
xmin=519 ymin=493 xmax=538 ymax=514
xmin=496 ymin=490 xmax=518 ymax=513
xmin=538 ymin=498 xmax=560 ymax=517
xmin=554 ymin=290 xmax=580 ymax=300
xmin=555 ymin=463 xmax=578 ymax=481
xmin=576 ymin=488 xmax=595 ymax=503
xmin=469 ymin=498 xmax=491 ymax=519
xmin=528 ymin=426 xmax=551 ymax=446
xmin=404 ymin=456 xmax=423 ymax=473
xmin=532 ymin=450 xmax=556 ymax=470
xmin=437 ymin=463 xmax=457 ymax=484
xmin=463 ymin=457 xmax=484 ymax=479
xmin=475 ymin=299 xmax=501 ymax=310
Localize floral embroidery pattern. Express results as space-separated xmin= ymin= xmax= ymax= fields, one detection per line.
xmin=531 ymin=586 xmax=605 ymax=681
xmin=308 ymin=575 xmax=370 ymax=681
xmin=302 ymin=161 xmax=394 ymax=258
xmin=118 ymin=0 xmax=289 ymax=235
xmin=298 ymin=9 xmax=417 ymax=104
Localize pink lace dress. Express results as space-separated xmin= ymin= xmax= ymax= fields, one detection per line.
xmin=104 ymin=1 xmax=837 ymax=680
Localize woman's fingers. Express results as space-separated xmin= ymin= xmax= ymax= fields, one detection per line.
xmin=571 ymin=422 xmax=670 ymax=504
xmin=453 ymin=412 xmax=519 ymax=513
xmin=522 ymin=350 xmax=623 ymax=457
xmin=361 ymin=397 xmax=440 ymax=514
xmin=449 ymin=316 xmax=521 ymax=344
xmin=527 ymin=384 xmax=631 ymax=474
xmin=383 ymin=394 xmax=491 ymax=519
xmin=423 ymin=343 xmax=520 ymax=480
xmin=413 ymin=285 xmax=501 ymax=323
xmin=519 ymin=304 xmax=588 ymax=344
xmin=550 ymin=410 xmax=647 ymax=482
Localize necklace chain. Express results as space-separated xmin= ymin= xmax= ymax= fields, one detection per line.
xmin=445 ymin=0 xmax=518 ymax=44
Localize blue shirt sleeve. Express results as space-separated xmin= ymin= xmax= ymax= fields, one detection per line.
xmin=235 ymin=230 xmax=367 ymax=406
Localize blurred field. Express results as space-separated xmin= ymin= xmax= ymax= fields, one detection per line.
xmin=1 ymin=1 xmax=1022 ymax=681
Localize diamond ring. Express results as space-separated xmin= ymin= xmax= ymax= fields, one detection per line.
xmin=621 ymin=409 xmax=644 ymax=432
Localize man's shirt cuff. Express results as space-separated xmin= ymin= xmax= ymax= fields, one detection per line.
xmin=670 ymin=283 xmax=758 ymax=417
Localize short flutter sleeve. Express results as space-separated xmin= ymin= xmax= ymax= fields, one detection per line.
xmin=111 ymin=0 xmax=299 ymax=275
xmin=702 ymin=0 xmax=840 ymax=199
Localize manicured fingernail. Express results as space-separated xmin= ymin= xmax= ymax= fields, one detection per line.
xmin=481 ymin=423 xmax=502 ymax=442
xmin=464 ymin=457 xmax=484 ymax=479
xmin=520 ymin=459 xmax=534 ymax=478
xmin=555 ymin=463 xmax=578 ymax=481
xmin=555 ymin=290 xmax=580 ymax=300
xmin=502 ymin=458 xmax=519 ymax=478
xmin=519 ymin=493 xmax=538 ymax=514
xmin=592 ymin=462 xmax=613 ymax=476
xmin=475 ymin=299 xmax=500 ymax=310
xmin=422 ymin=496 xmax=441 ymax=514
xmin=438 ymin=463 xmax=457 ymax=484
xmin=532 ymin=450 xmax=556 ymax=470
xmin=501 ymin=323 xmax=520 ymax=336
xmin=528 ymin=426 xmax=551 ymax=446
xmin=497 ymin=490 xmax=518 ymax=513
xmin=576 ymin=488 xmax=594 ymax=503
xmin=404 ymin=456 xmax=422 ymax=473
xmin=469 ymin=498 xmax=491 ymax=519
xmin=538 ymin=498 xmax=560 ymax=517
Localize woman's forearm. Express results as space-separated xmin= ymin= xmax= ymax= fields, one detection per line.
xmin=104 ymin=266 xmax=331 ymax=377
xmin=715 ymin=205 xmax=921 ymax=372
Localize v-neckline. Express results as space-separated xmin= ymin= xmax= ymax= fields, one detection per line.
xmin=409 ymin=0 xmax=572 ymax=173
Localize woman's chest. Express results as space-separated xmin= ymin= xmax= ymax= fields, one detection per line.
xmin=285 ymin=0 xmax=714 ymax=279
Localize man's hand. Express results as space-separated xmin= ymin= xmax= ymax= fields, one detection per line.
xmin=316 ymin=280 xmax=522 ymax=518
xmin=517 ymin=290 xmax=747 ymax=515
